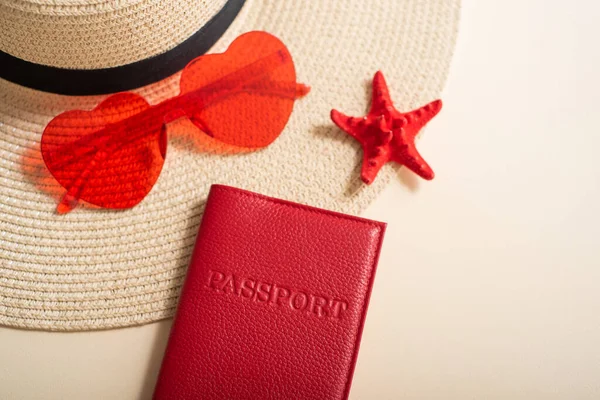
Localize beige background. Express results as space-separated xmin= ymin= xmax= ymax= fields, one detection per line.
xmin=1 ymin=1 xmax=600 ymax=399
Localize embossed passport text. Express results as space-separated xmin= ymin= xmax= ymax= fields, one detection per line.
xmin=154 ymin=185 xmax=386 ymax=400
xmin=205 ymin=270 xmax=349 ymax=319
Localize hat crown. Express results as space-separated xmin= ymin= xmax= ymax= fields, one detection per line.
xmin=2 ymin=0 xmax=144 ymax=15
xmin=0 ymin=0 xmax=229 ymax=69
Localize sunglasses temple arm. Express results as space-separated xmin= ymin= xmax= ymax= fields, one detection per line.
xmin=112 ymin=83 xmax=309 ymax=150
xmin=242 ymin=81 xmax=310 ymax=99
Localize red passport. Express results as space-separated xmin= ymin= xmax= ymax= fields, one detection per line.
xmin=153 ymin=185 xmax=386 ymax=400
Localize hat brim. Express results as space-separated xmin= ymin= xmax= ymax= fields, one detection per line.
xmin=0 ymin=0 xmax=461 ymax=330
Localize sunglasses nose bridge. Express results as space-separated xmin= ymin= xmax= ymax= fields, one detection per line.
xmin=162 ymin=108 xmax=188 ymax=125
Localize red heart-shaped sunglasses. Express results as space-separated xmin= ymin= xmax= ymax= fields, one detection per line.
xmin=41 ymin=31 xmax=309 ymax=214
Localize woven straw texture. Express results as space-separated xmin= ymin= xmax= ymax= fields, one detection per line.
xmin=0 ymin=0 xmax=228 ymax=68
xmin=0 ymin=0 xmax=461 ymax=331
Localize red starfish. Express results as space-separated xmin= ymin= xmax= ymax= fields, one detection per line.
xmin=331 ymin=71 xmax=442 ymax=184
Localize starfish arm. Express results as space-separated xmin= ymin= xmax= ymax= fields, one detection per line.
xmin=360 ymin=148 xmax=388 ymax=185
xmin=403 ymin=99 xmax=443 ymax=139
xmin=369 ymin=71 xmax=395 ymax=115
xmin=330 ymin=109 xmax=366 ymax=141
xmin=391 ymin=144 xmax=435 ymax=180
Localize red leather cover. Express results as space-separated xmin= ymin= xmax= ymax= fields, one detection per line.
xmin=153 ymin=184 xmax=386 ymax=400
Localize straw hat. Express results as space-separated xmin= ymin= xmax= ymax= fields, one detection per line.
xmin=0 ymin=0 xmax=461 ymax=330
